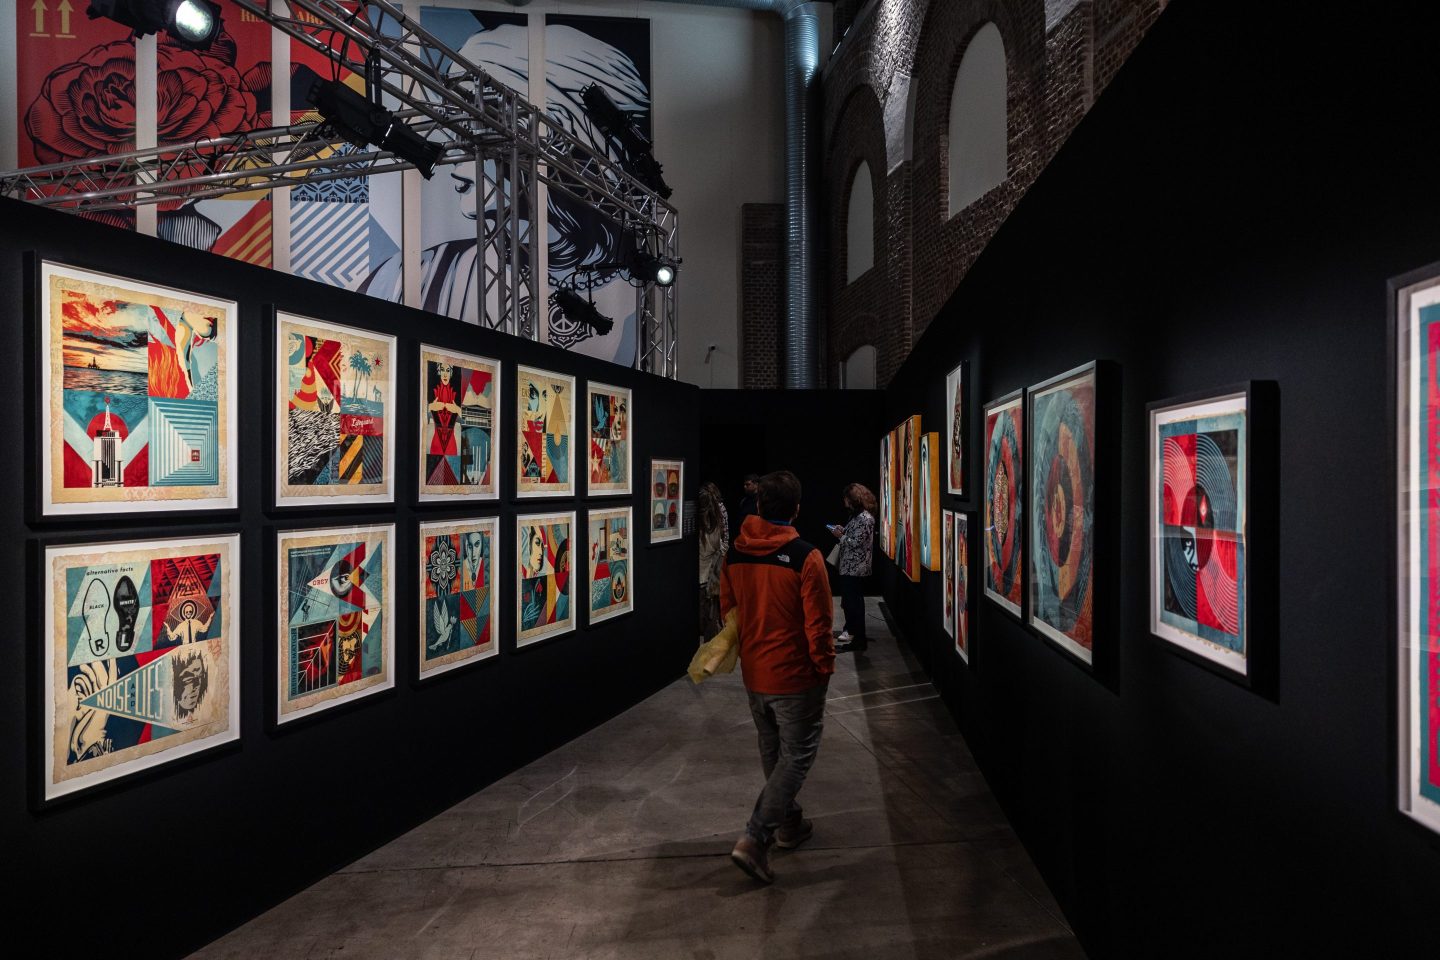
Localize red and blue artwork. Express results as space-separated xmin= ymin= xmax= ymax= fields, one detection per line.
xmin=420 ymin=519 xmax=496 ymax=676
xmin=279 ymin=527 xmax=391 ymax=721
xmin=47 ymin=535 xmax=238 ymax=800
xmin=983 ymin=393 xmax=1023 ymax=615
xmin=1029 ymin=371 xmax=1095 ymax=662
xmin=421 ymin=350 xmax=497 ymax=497
xmin=1158 ymin=411 xmax=1246 ymax=663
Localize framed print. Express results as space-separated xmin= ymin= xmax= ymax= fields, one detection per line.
xmin=650 ymin=458 xmax=684 ymax=544
xmin=418 ymin=516 xmax=499 ymax=679
xmin=40 ymin=261 xmax=238 ymax=516
xmin=587 ymin=506 xmax=633 ymax=624
xmin=921 ymin=432 xmax=941 ymax=571
xmin=879 ymin=433 xmax=893 ymax=557
xmin=955 ymin=512 xmax=971 ymax=663
xmin=898 ymin=416 xmax=921 ymax=581
xmin=1027 ymin=362 xmax=1116 ymax=668
xmin=946 ymin=361 xmax=967 ymax=496
xmin=587 ymin=382 xmax=632 ymax=496
xmin=276 ymin=313 xmax=396 ymax=507
xmin=983 ymin=389 xmax=1024 ymax=617
xmin=42 ymin=533 xmax=240 ymax=802
xmin=517 ymin=510 xmax=576 ymax=646
xmin=942 ymin=508 xmax=955 ymax=638
xmin=418 ymin=345 xmax=499 ymax=501
xmin=1394 ymin=265 xmax=1440 ymax=833
xmin=516 ymin=365 xmax=575 ymax=498
xmin=276 ymin=524 xmax=394 ymax=724
xmin=1148 ymin=383 xmax=1275 ymax=682
xmin=891 ymin=426 xmax=901 ymax=559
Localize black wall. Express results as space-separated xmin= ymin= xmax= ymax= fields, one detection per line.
xmin=880 ymin=0 xmax=1440 ymax=954
xmin=3 ymin=198 xmax=699 ymax=959
xmin=699 ymin=389 xmax=885 ymax=590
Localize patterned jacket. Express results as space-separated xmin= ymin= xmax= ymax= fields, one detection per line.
xmin=838 ymin=510 xmax=875 ymax=577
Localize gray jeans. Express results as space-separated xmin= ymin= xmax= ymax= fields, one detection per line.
xmin=745 ymin=682 xmax=828 ymax=845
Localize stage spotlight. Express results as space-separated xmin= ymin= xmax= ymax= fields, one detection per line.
xmin=87 ymin=0 xmax=223 ymax=51
xmin=628 ymin=248 xmax=678 ymax=288
xmin=581 ymin=83 xmax=673 ymax=200
xmin=551 ymin=287 xmax=615 ymax=336
xmin=306 ymin=79 xmax=443 ymax=179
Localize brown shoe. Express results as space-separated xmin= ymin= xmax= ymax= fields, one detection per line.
xmin=775 ymin=817 xmax=813 ymax=850
xmin=730 ymin=834 xmax=775 ymax=883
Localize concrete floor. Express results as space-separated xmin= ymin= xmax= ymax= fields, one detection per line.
xmin=191 ymin=600 xmax=1084 ymax=959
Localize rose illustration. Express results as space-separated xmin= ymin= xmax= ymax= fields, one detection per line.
xmin=156 ymin=32 xmax=259 ymax=145
xmin=24 ymin=40 xmax=138 ymax=164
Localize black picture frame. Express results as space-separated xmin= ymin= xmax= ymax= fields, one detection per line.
xmin=1023 ymin=360 xmax=1119 ymax=680
xmin=1145 ymin=380 xmax=1278 ymax=696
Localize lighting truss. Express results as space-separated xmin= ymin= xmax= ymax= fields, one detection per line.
xmin=0 ymin=0 xmax=678 ymax=377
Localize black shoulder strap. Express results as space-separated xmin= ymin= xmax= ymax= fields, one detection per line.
xmin=726 ymin=539 xmax=817 ymax=574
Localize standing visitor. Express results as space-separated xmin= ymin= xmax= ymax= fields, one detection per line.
xmin=697 ymin=482 xmax=727 ymax=640
xmin=733 ymin=473 xmax=760 ymax=538
xmin=828 ymin=484 xmax=876 ymax=653
xmin=721 ymin=471 xmax=835 ymax=883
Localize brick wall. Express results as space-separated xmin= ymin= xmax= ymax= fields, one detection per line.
xmin=741 ymin=203 xmax=784 ymax=389
xmin=820 ymin=0 xmax=1165 ymax=387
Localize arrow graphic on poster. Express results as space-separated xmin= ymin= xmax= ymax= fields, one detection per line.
xmin=58 ymin=0 xmax=73 ymax=36
xmin=31 ymin=0 xmax=48 ymax=36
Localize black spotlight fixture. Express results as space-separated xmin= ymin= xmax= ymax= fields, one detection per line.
xmin=87 ymin=0 xmax=223 ymax=51
xmin=551 ymin=287 xmax=615 ymax=336
xmin=305 ymin=78 xmax=443 ymax=179
xmin=580 ymin=83 xmax=673 ymax=199
xmin=628 ymin=247 xmax=678 ymax=288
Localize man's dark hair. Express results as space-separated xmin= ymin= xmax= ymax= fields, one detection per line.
xmin=757 ymin=470 xmax=802 ymax=521
xmin=743 ymin=473 xmax=760 ymax=484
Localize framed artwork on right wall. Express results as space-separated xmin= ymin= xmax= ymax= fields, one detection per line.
xmin=1147 ymin=382 xmax=1276 ymax=685
xmin=983 ymin=389 xmax=1024 ymax=617
xmin=945 ymin=361 xmax=967 ymax=496
xmin=649 ymin=459 xmax=684 ymax=544
xmin=1393 ymin=263 xmax=1440 ymax=835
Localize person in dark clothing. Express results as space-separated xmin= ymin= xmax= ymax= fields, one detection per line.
xmin=733 ymin=473 xmax=760 ymax=538
xmin=722 ymin=470 xmax=835 ymax=884
xmin=828 ymin=483 xmax=876 ymax=653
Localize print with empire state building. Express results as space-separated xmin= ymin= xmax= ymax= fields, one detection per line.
xmin=41 ymin=261 xmax=238 ymax=516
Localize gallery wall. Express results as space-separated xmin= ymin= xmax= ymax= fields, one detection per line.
xmin=877 ymin=0 xmax=1440 ymax=954
xmin=0 ymin=0 xmax=790 ymax=389
xmin=2 ymin=196 xmax=700 ymax=960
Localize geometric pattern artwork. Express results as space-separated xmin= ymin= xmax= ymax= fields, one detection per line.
xmin=588 ymin=506 xmax=633 ymax=624
xmin=1395 ymin=269 xmax=1440 ymax=834
xmin=276 ymin=525 xmax=394 ymax=723
xmin=898 ymin=416 xmax=921 ymax=582
xmin=955 ymin=512 xmax=970 ymax=663
xmin=921 ymin=432 xmax=941 ymax=571
xmin=943 ymin=508 xmax=955 ymax=639
xmin=946 ymin=362 xmax=966 ymax=495
xmin=588 ymin=382 xmax=631 ymax=496
xmin=418 ymin=516 xmax=499 ymax=678
xmin=43 ymin=534 xmax=240 ymax=801
xmin=1150 ymin=391 xmax=1248 ymax=676
xmin=649 ymin=459 xmax=684 ymax=544
xmin=516 ymin=511 xmax=575 ymax=646
xmin=983 ymin=390 xmax=1024 ymax=617
xmin=276 ymin=313 xmax=396 ymax=507
xmin=879 ymin=432 xmax=893 ymax=557
xmin=1028 ymin=365 xmax=1097 ymax=665
xmin=42 ymin=262 xmax=237 ymax=515
xmin=418 ymin=346 xmax=499 ymax=501
xmin=516 ymin=365 xmax=575 ymax=498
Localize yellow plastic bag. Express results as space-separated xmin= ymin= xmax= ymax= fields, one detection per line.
xmin=688 ymin=610 xmax=739 ymax=684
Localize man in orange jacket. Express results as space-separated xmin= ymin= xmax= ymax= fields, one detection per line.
xmin=720 ymin=470 xmax=835 ymax=883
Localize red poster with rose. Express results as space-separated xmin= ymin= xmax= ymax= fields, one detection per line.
xmin=16 ymin=5 xmax=136 ymax=229
xmin=158 ymin=1 xmax=274 ymax=267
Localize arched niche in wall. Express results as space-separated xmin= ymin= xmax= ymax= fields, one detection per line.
xmin=842 ymin=344 xmax=877 ymax=389
xmin=947 ymin=22 xmax=1008 ymax=217
xmin=846 ymin=161 xmax=876 ymax=283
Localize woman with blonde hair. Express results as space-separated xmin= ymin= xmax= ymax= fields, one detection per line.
xmin=827 ymin=483 xmax=876 ymax=652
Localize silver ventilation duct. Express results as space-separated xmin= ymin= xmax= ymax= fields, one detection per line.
xmin=650 ymin=0 xmax=823 ymax=388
